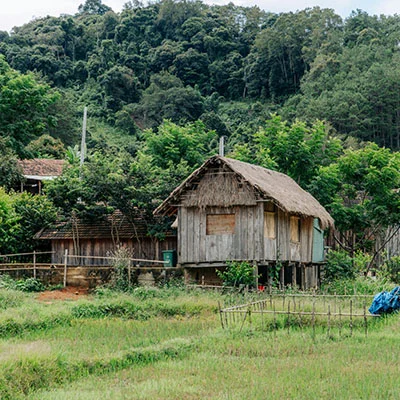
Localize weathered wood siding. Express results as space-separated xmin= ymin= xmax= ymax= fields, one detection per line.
xmin=385 ymin=225 xmax=400 ymax=258
xmin=179 ymin=204 xmax=264 ymax=264
xmin=51 ymin=237 xmax=177 ymax=265
xmin=179 ymin=203 xmax=314 ymax=265
xmin=300 ymin=217 xmax=314 ymax=263
xmin=277 ymin=209 xmax=290 ymax=261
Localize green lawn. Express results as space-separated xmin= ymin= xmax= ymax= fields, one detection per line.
xmin=0 ymin=287 xmax=398 ymax=399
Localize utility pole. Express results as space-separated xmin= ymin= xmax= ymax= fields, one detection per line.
xmin=80 ymin=106 xmax=87 ymax=169
xmin=219 ymin=136 xmax=226 ymax=157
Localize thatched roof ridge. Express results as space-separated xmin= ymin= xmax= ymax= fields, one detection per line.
xmin=154 ymin=156 xmax=334 ymax=229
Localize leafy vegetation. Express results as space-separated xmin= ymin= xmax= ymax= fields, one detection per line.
xmin=217 ymin=261 xmax=258 ymax=288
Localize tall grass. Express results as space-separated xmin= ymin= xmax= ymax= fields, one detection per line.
xmin=0 ymin=285 xmax=399 ymax=399
xmin=28 ymin=315 xmax=400 ymax=400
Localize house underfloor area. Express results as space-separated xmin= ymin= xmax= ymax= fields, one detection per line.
xmin=183 ymin=262 xmax=324 ymax=290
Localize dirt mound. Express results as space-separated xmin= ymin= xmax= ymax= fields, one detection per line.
xmin=37 ymin=286 xmax=89 ymax=302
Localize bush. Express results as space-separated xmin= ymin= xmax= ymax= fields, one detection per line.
xmin=323 ymin=250 xmax=355 ymax=283
xmin=15 ymin=278 xmax=45 ymax=292
xmin=0 ymin=275 xmax=44 ymax=292
xmin=109 ymin=246 xmax=132 ymax=291
xmin=381 ymin=256 xmax=400 ymax=284
xmin=217 ymin=261 xmax=257 ymax=288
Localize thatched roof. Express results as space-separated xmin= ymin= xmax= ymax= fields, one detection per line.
xmin=154 ymin=156 xmax=334 ymax=229
xmin=18 ymin=159 xmax=65 ymax=180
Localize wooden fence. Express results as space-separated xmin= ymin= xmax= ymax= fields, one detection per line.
xmin=0 ymin=250 xmax=169 ymax=287
xmin=218 ymin=294 xmax=380 ymax=338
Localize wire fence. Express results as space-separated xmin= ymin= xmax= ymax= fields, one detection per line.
xmin=218 ymin=293 xmax=380 ymax=338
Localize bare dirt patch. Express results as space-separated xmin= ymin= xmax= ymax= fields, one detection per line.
xmin=36 ymin=286 xmax=89 ymax=302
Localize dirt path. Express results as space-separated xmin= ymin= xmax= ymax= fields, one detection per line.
xmin=36 ymin=286 xmax=89 ymax=301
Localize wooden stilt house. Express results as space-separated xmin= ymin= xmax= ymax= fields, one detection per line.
xmin=155 ymin=156 xmax=334 ymax=289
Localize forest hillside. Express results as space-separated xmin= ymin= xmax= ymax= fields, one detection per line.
xmin=1 ymin=0 xmax=400 ymax=276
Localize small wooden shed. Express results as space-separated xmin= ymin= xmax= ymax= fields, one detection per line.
xmin=155 ymin=156 xmax=334 ymax=288
xmin=35 ymin=210 xmax=177 ymax=266
xmin=18 ymin=159 xmax=65 ymax=194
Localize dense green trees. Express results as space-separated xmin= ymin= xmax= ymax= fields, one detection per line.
xmin=1 ymin=1 xmax=400 ymax=148
xmin=230 ymin=115 xmax=342 ymax=186
xmin=0 ymin=189 xmax=57 ymax=254
xmin=308 ymin=144 xmax=400 ymax=268
xmin=1 ymin=0 xmax=400 ymax=260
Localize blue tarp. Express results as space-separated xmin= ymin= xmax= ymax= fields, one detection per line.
xmin=369 ymin=286 xmax=400 ymax=315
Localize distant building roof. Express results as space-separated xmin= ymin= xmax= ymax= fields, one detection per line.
xmin=18 ymin=159 xmax=65 ymax=180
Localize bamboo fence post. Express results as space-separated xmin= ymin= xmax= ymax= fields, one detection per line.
xmin=339 ymin=305 xmax=342 ymax=337
xmin=128 ymin=259 xmax=131 ymax=287
xmin=273 ymin=301 xmax=277 ymax=336
xmin=334 ymin=292 xmax=337 ymax=314
xmin=350 ymin=300 xmax=353 ymax=337
xmin=327 ymin=305 xmax=331 ymax=338
xmin=287 ymin=301 xmax=291 ymax=335
xmin=312 ymin=296 xmax=316 ymax=340
xmin=239 ymin=307 xmax=248 ymax=333
xmin=299 ymin=300 xmax=303 ymax=332
xmin=218 ymin=301 xmax=224 ymax=329
xmin=63 ymin=249 xmax=68 ymax=288
xmin=33 ymin=250 xmax=36 ymax=280
xmin=363 ymin=301 xmax=368 ymax=337
xmin=248 ymin=306 xmax=252 ymax=332
xmin=261 ymin=300 xmax=264 ymax=333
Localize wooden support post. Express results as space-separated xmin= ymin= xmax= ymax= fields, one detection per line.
xmin=292 ymin=263 xmax=296 ymax=287
xmin=33 ymin=250 xmax=36 ymax=280
xmin=63 ymin=249 xmax=68 ymax=288
xmin=253 ymin=261 xmax=258 ymax=289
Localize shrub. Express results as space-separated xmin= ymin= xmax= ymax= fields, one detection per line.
xmin=15 ymin=278 xmax=45 ymax=292
xmin=381 ymin=256 xmax=400 ymax=284
xmin=109 ymin=246 xmax=132 ymax=291
xmin=323 ymin=250 xmax=355 ymax=283
xmin=0 ymin=275 xmax=44 ymax=292
xmin=217 ymin=261 xmax=258 ymax=288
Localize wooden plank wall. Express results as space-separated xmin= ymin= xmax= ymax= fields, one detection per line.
xmin=300 ymin=217 xmax=313 ymax=263
xmin=385 ymin=226 xmax=400 ymax=258
xmin=179 ymin=204 xmax=314 ymax=265
xmin=51 ymin=237 xmax=177 ymax=266
xmin=179 ymin=204 xmax=264 ymax=264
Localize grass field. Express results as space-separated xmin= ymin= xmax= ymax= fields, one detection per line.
xmin=0 ymin=286 xmax=399 ymax=399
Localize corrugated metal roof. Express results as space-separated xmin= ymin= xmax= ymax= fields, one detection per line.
xmin=18 ymin=159 xmax=65 ymax=178
xmin=36 ymin=211 xmax=149 ymax=240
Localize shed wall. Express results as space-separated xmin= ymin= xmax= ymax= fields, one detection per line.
xmin=51 ymin=237 xmax=177 ymax=265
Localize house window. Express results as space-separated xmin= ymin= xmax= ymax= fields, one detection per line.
xmin=264 ymin=212 xmax=276 ymax=239
xmin=206 ymin=214 xmax=235 ymax=235
xmin=290 ymin=216 xmax=301 ymax=243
